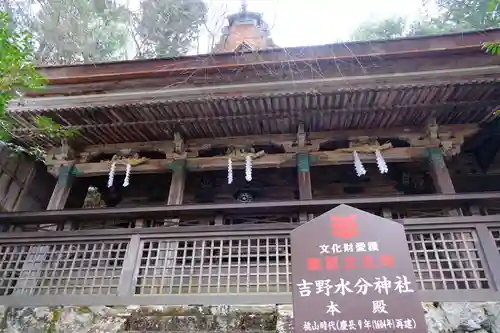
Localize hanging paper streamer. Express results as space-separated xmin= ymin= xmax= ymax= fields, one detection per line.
xmin=107 ymin=162 xmax=116 ymax=188
xmin=353 ymin=151 xmax=367 ymax=177
xmin=245 ymin=155 xmax=252 ymax=182
xmin=227 ymin=158 xmax=233 ymax=184
xmin=375 ymin=150 xmax=389 ymax=174
xmin=123 ymin=163 xmax=132 ymax=187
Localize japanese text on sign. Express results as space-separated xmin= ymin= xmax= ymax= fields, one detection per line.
xmin=302 ymin=318 xmax=417 ymax=331
xmin=319 ymin=241 xmax=379 ymax=254
xmin=297 ymin=275 xmax=414 ymax=298
xmin=291 ymin=207 xmax=427 ymax=333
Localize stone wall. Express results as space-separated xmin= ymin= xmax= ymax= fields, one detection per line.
xmin=0 ymin=302 xmax=499 ymax=333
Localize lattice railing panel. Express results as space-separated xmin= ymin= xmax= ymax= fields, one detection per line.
xmin=489 ymin=228 xmax=500 ymax=253
xmin=135 ymin=237 xmax=292 ymax=295
xmin=406 ymin=230 xmax=489 ymax=291
xmin=133 ymin=230 xmax=491 ymax=295
xmin=0 ymin=241 xmax=128 ymax=296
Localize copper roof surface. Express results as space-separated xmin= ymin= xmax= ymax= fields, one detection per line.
xmin=33 ymin=29 xmax=500 ymax=86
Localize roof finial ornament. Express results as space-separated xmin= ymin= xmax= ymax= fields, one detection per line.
xmin=241 ymin=0 xmax=247 ymax=12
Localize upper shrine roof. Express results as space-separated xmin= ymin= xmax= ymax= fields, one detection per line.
xmin=212 ymin=2 xmax=277 ymax=53
xmin=7 ymin=29 xmax=500 ymax=147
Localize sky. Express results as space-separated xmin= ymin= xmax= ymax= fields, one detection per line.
xmin=194 ymin=0 xmax=432 ymax=53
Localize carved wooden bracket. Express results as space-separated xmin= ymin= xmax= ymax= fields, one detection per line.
xmin=296 ymin=123 xmax=306 ymax=150
xmin=110 ymin=154 xmax=150 ymax=167
xmin=226 ymin=148 xmax=266 ymax=161
xmin=174 ymin=132 xmax=185 ymax=154
xmin=339 ymin=140 xmax=393 ymax=154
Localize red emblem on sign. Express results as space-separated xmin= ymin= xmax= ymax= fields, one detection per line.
xmin=330 ymin=215 xmax=358 ymax=239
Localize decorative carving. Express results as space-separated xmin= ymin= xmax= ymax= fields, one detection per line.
xmin=174 ymin=132 xmax=185 ymax=154
xmin=106 ymin=153 xmax=149 ymax=166
xmin=83 ymin=186 xmax=106 ymax=208
xmin=424 ymin=120 xmax=463 ymax=158
xmin=226 ymin=147 xmax=266 ymax=160
xmin=337 ymin=140 xmax=393 ymax=154
xmin=296 ymin=123 xmax=306 ymax=149
xmin=439 ymin=132 xmax=463 ymax=157
xmin=427 ymin=118 xmax=439 ymax=143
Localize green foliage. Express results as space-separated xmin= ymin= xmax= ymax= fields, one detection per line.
xmin=490 ymin=0 xmax=500 ymax=11
xmin=34 ymin=0 xmax=130 ymax=64
xmin=482 ymin=41 xmax=500 ymax=55
xmin=4 ymin=0 xmax=208 ymax=64
xmin=133 ymin=0 xmax=207 ymax=59
xmin=351 ymin=17 xmax=407 ymax=41
xmin=351 ymin=0 xmax=500 ymax=41
xmin=0 ymin=11 xmax=45 ymax=114
xmin=0 ymin=11 xmax=77 ymax=161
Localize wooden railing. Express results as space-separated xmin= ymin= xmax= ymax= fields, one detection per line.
xmin=0 ymin=192 xmax=499 ymax=229
xmin=0 ymin=192 xmax=499 ymax=306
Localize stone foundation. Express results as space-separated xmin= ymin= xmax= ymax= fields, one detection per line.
xmin=0 ymin=302 xmax=499 ymax=333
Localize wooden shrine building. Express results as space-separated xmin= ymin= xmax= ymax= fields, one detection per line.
xmin=1 ymin=27 xmax=500 ymax=307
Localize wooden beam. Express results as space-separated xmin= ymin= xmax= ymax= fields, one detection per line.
xmin=1 ymin=192 xmax=499 ymax=224
xmin=9 ymin=66 xmax=500 ymax=112
xmin=70 ymin=147 xmax=429 ymax=177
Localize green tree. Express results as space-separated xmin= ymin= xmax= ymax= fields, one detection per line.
xmin=434 ymin=0 xmax=500 ymax=31
xmin=133 ymin=0 xmax=207 ymax=59
xmin=351 ymin=0 xmax=500 ymax=41
xmin=0 ymin=11 xmax=76 ymax=160
xmin=33 ymin=0 xmax=129 ymax=65
xmin=351 ymin=17 xmax=407 ymax=41
xmin=0 ymin=0 xmax=32 ymax=30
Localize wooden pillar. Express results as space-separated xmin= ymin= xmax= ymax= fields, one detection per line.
xmin=47 ymin=164 xmax=75 ymax=211
xmin=162 ymin=161 xmax=187 ymax=280
xmin=296 ymin=123 xmax=312 ymax=222
xmin=297 ymin=153 xmax=313 ymax=223
xmin=426 ymin=148 xmax=460 ymax=216
xmin=165 ymin=159 xmax=187 ymax=226
xmin=297 ymin=153 xmax=312 ymax=200
xmin=167 ymin=162 xmax=186 ymax=206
